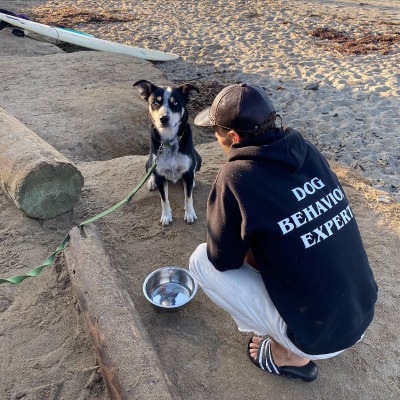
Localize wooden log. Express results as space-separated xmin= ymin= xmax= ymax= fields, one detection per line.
xmin=0 ymin=107 xmax=83 ymax=219
xmin=64 ymin=224 xmax=179 ymax=400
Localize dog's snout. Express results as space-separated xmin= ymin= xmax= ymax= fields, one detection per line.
xmin=160 ymin=115 xmax=170 ymax=124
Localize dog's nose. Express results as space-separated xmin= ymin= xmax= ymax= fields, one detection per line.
xmin=160 ymin=115 xmax=169 ymax=124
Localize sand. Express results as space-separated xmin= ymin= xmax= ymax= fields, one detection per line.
xmin=0 ymin=0 xmax=399 ymax=399
xmin=15 ymin=0 xmax=400 ymax=200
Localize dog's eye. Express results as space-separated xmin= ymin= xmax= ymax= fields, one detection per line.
xmin=171 ymin=100 xmax=178 ymax=106
xmin=152 ymin=100 xmax=160 ymax=106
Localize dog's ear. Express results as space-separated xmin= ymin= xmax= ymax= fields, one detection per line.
xmin=179 ymin=84 xmax=199 ymax=102
xmin=133 ymin=80 xmax=157 ymax=101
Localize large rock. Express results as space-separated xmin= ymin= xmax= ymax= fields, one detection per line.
xmin=0 ymin=35 xmax=170 ymax=161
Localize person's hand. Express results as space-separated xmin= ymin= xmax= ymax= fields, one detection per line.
xmin=245 ymin=249 xmax=258 ymax=270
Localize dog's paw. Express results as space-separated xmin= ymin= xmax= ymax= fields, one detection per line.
xmin=184 ymin=207 xmax=197 ymax=224
xmin=147 ymin=175 xmax=157 ymax=191
xmin=160 ymin=210 xmax=173 ymax=226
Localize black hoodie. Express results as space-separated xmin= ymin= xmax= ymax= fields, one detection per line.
xmin=207 ymin=127 xmax=378 ymax=355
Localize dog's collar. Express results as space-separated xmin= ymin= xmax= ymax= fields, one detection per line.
xmin=151 ymin=122 xmax=187 ymax=147
xmin=161 ymin=131 xmax=186 ymax=146
xmin=161 ymin=137 xmax=180 ymax=147
xmin=154 ymin=132 xmax=183 ymax=161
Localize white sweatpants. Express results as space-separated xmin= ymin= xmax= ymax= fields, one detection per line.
xmin=189 ymin=243 xmax=344 ymax=360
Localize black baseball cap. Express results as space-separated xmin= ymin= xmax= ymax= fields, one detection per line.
xmin=194 ymin=83 xmax=276 ymax=133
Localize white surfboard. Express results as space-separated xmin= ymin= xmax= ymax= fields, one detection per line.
xmin=0 ymin=12 xmax=179 ymax=61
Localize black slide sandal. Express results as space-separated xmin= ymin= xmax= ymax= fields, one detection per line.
xmin=247 ymin=337 xmax=318 ymax=382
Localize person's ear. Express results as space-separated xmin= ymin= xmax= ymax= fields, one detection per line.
xmin=228 ymin=130 xmax=241 ymax=143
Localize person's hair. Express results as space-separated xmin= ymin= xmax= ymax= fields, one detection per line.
xmin=214 ymin=112 xmax=277 ymax=141
xmin=214 ymin=125 xmax=230 ymax=137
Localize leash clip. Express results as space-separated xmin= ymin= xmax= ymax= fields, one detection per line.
xmin=155 ymin=142 xmax=165 ymax=163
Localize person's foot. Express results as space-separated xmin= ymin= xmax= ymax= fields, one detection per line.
xmin=248 ymin=336 xmax=310 ymax=367
xmin=247 ymin=337 xmax=319 ymax=382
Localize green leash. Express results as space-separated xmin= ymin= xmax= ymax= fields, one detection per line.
xmin=0 ymin=164 xmax=157 ymax=285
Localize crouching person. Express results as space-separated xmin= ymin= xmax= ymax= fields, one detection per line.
xmin=189 ymin=83 xmax=378 ymax=382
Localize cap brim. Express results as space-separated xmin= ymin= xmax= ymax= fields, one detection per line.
xmin=194 ymin=108 xmax=213 ymax=127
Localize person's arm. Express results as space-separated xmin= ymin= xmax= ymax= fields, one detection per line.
xmin=207 ymin=180 xmax=247 ymax=271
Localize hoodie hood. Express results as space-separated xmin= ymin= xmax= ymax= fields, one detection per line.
xmin=228 ymin=127 xmax=307 ymax=172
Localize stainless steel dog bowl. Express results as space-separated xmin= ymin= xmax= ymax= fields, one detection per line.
xmin=143 ymin=266 xmax=198 ymax=309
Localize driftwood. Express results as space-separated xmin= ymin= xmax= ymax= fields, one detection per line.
xmin=64 ymin=224 xmax=179 ymax=400
xmin=0 ymin=107 xmax=83 ymax=219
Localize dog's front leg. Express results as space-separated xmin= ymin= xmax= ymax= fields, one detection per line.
xmin=146 ymin=154 xmax=157 ymax=191
xmin=183 ymin=176 xmax=197 ymax=224
xmin=147 ymin=174 xmax=157 ymax=191
xmin=157 ymin=178 xmax=173 ymax=226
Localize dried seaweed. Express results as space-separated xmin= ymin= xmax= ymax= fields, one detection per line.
xmin=173 ymin=80 xmax=226 ymax=116
xmin=310 ymin=27 xmax=400 ymax=55
xmin=31 ymin=6 xmax=139 ymax=27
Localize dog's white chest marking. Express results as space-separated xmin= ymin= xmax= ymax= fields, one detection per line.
xmin=156 ymin=144 xmax=191 ymax=183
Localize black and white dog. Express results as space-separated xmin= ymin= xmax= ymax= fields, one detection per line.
xmin=133 ymin=80 xmax=202 ymax=226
